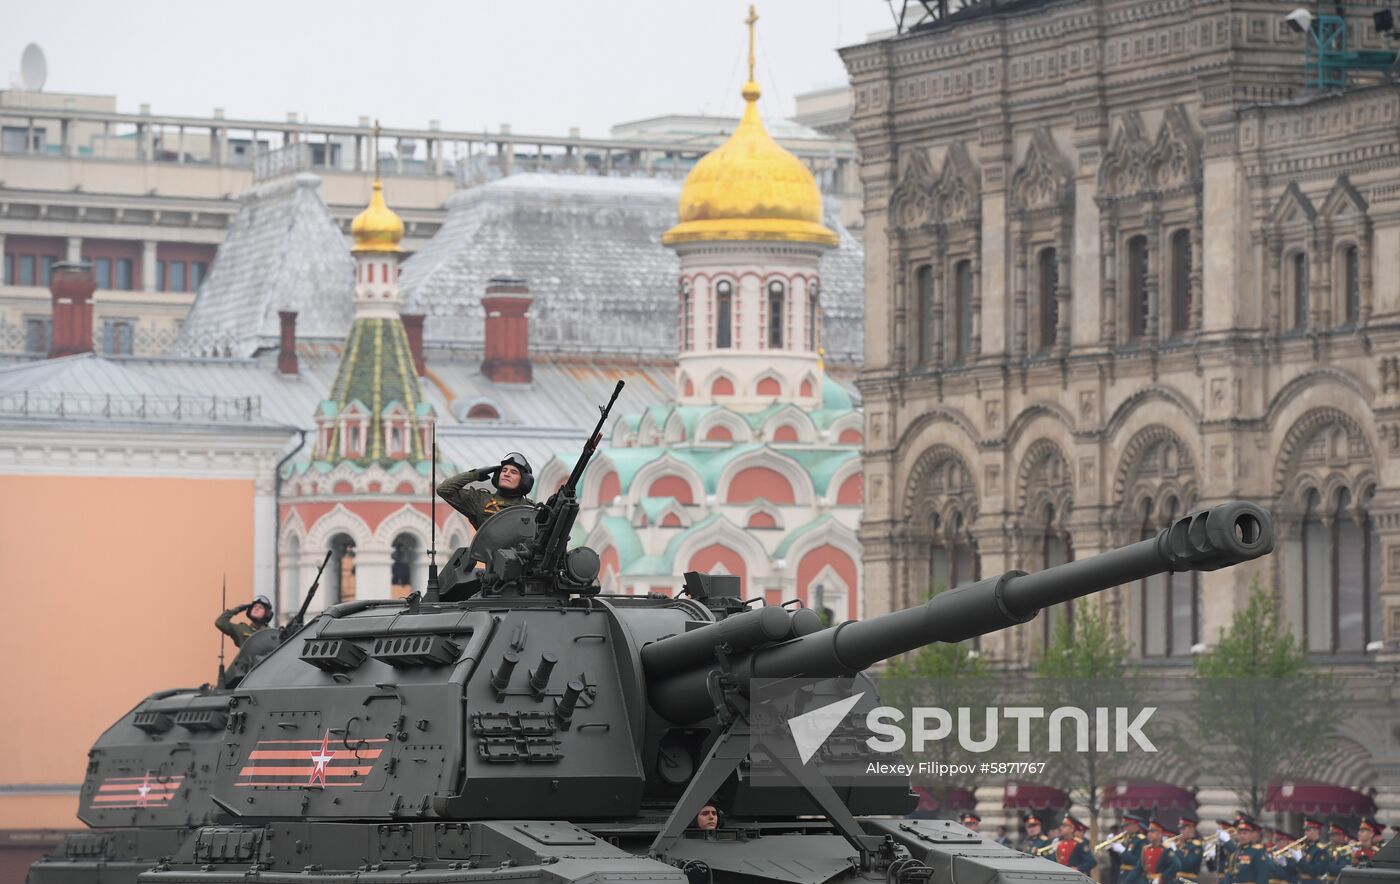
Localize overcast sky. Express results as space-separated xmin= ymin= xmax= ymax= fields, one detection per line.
xmin=4 ymin=1 xmax=893 ymax=136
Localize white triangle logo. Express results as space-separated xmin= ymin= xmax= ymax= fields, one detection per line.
xmin=788 ymin=691 xmax=865 ymax=764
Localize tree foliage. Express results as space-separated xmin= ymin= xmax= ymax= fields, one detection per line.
xmin=1187 ymin=581 xmax=1341 ymax=817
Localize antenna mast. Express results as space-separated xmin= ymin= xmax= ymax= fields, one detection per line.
xmin=216 ymin=574 xmax=227 ymax=688
xmin=425 ymin=422 xmax=440 ymax=602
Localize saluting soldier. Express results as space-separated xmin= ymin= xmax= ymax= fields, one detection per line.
xmin=1295 ymin=818 xmax=1331 ymax=884
xmin=1223 ymin=817 xmax=1275 ymax=884
xmin=1124 ymin=819 xmax=1182 ymax=884
xmin=436 ymin=452 xmax=535 ymax=529
xmin=1023 ymin=813 xmax=1055 ymax=856
xmin=1175 ymin=814 xmax=1205 ymax=883
xmin=1056 ymin=814 xmax=1098 ymax=875
xmin=215 ymin=595 xmax=273 ymax=647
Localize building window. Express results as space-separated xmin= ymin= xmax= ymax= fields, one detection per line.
xmin=807 ymin=282 xmax=819 ymax=351
xmin=953 ymin=259 xmax=973 ymax=364
xmin=768 ymin=280 xmax=785 ymax=349
xmin=1139 ymin=496 xmax=1198 ymax=657
xmin=23 ymin=317 xmax=51 ymax=355
xmin=93 ymin=258 xmax=112 ymax=290
xmin=1292 ymin=251 xmax=1309 ymax=330
xmin=1037 ymin=248 xmax=1057 ymax=354
xmin=917 ymin=264 xmax=934 ymax=365
xmin=1040 ymin=503 xmax=1074 ymax=646
xmin=680 ymin=280 xmax=692 ymax=350
xmin=929 ymin=509 xmax=978 ymax=595
xmin=102 ymin=319 xmax=134 ymax=356
xmin=2 ymin=254 xmax=9 ymax=284
xmin=1342 ymin=245 xmax=1360 ymax=326
xmin=40 ymin=256 xmax=55 ymax=286
xmin=169 ymin=261 xmax=186 ymax=293
xmin=18 ymin=255 xmax=36 ymax=286
xmin=193 ymin=261 xmax=207 ymax=289
xmin=1127 ymin=235 xmax=1149 ymax=339
xmin=1170 ymin=229 xmax=1192 ymax=338
xmin=115 ymin=258 xmax=134 ymax=291
xmin=715 ymin=280 xmax=733 ymax=349
xmin=1301 ymin=487 xmax=1380 ymax=654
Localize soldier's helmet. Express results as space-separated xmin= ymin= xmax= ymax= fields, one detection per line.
xmin=249 ymin=595 xmax=274 ymax=624
xmin=495 ymin=452 xmax=534 ymax=497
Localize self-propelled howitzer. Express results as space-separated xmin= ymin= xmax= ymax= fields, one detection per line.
xmin=30 ymin=500 xmax=1273 ymax=884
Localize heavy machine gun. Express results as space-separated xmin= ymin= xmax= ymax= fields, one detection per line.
xmin=32 ymin=499 xmax=1274 ymax=884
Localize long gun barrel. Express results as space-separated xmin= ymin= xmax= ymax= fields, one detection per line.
xmin=647 ymin=501 xmax=1273 ymax=723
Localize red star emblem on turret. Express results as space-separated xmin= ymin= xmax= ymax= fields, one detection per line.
xmin=308 ymin=730 xmax=336 ymax=786
xmin=135 ymin=770 xmax=153 ymax=807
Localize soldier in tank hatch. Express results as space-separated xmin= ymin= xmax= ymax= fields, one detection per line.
xmin=437 ymin=452 xmax=535 ymax=529
xmin=215 ymin=595 xmax=272 ymax=647
xmin=693 ymin=800 xmax=720 ymax=831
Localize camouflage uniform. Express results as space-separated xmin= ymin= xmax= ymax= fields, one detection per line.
xmin=215 ymin=605 xmax=266 ymax=648
xmin=436 ymin=468 xmax=532 ymax=529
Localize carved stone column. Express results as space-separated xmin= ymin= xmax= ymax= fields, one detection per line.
xmin=892 ymin=230 xmax=909 ymax=371
xmin=1055 ymin=219 xmax=1073 ymax=356
xmin=1012 ymin=227 xmax=1029 ymax=359
xmin=1266 ymin=233 xmax=1284 ymax=335
xmin=1145 ymin=207 xmax=1162 ymax=341
xmin=1318 ymin=225 xmax=1334 ymax=329
xmin=1360 ymin=219 xmax=1375 ymax=326
xmin=970 ymin=227 xmax=984 ymax=359
xmin=1190 ymin=200 xmax=1205 ymax=334
xmin=931 ymin=237 xmax=946 ymax=368
xmin=1101 ymin=209 xmax=1118 ymax=346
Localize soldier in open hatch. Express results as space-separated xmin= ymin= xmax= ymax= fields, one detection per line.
xmin=436 ymin=452 xmax=535 ymax=528
xmin=215 ymin=595 xmax=273 ymax=647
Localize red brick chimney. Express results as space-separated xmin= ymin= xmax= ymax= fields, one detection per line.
xmin=481 ymin=278 xmax=532 ymax=384
xmin=277 ymin=310 xmax=299 ymax=375
xmin=49 ymin=261 xmax=96 ymax=358
xmin=401 ymin=313 xmax=426 ymax=376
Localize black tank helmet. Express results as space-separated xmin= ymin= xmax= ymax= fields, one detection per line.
xmin=249 ymin=594 xmax=274 ymax=625
xmin=494 ymin=452 xmax=534 ymax=498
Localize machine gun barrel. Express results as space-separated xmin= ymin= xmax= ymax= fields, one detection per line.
xmin=648 ymin=501 xmax=1272 ymax=723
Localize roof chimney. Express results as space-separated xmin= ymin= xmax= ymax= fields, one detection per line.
xmin=481 ymin=278 xmax=532 ymax=384
xmin=49 ymin=261 xmax=95 ymax=358
xmin=401 ymin=313 xmax=426 ymax=376
xmin=277 ymin=310 xmax=299 ymax=374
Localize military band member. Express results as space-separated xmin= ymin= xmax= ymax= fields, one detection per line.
xmin=1023 ymin=813 xmax=1054 ymax=856
xmin=1325 ymin=821 xmax=1354 ymax=879
xmin=1224 ymin=818 xmax=1275 ymax=884
xmin=436 ymin=452 xmax=535 ymax=529
xmin=1176 ymin=814 xmax=1205 ymax=882
xmin=1352 ymin=818 xmax=1383 ymax=866
xmin=1112 ymin=812 xmax=1151 ymax=870
xmin=1295 ymin=818 xmax=1330 ymax=884
xmin=1124 ymin=819 xmax=1182 ymax=884
xmin=1210 ymin=817 xmax=1243 ymax=873
xmin=215 ymin=594 xmax=273 ymax=647
xmin=1267 ymin=828 xmax=1300 ymax=884
xmin=1057 ymin=815 xmax=1098 ymax=875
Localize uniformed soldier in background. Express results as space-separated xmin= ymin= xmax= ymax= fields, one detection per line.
xmin=1326 ymin=821 xmax=1354 ymax=879
xmin=1112 ymin=812 xmax=1151 ymax=875
xmin=1295 ymin=818 xmax=1330 ymax=884
xmin=1124 ymin=819 xmax=1182 ymax=884
xmin=437 ymin=452 xmax=535 ymax=529
xmin=1351 ymin=819 xmax=1383 ymax=867
xmin=1023 ymin=813 xmax=1054 ymax=856
xmin=215 ymin=595 xmax=272 ymax=647
xmin=961 ymin=811 xmax=982 ymax=833
xmin=1057 ymin=815 xmax=1098 ymax=875
xmin=1223 ymin=817 xmax=1275 ymax=884
xmin=1176 ymin=814 xmax=1205 ymax=883
xmin=1267 ymin=828 xmax=1300 ymax=884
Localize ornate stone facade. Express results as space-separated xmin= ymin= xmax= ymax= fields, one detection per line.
xmin=843 ymin=0 xmax=1400 ymax=822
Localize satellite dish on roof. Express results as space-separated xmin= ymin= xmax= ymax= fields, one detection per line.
xmin=20 ymin=44 xmax=46 ymax=92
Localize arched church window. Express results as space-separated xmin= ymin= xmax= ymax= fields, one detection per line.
xmin=1170 ymin=229 xmax=1192 ymax=338
xmin=768 ymin=280 xmax=785 ymax=349
xmin=1039 ymin=502 xmax=1074 ymax=646
xmin=1301 ymin=486 xmax=1380 ymax=653
xmin=952 ymin=259 xmax=973 ymax=365
xmin=929 ymin=509 xmax=978 ymax=595
xmin=1342 ymin=245 xmax=1360 ymax=326
xmin=1291 ymin=251 xmax=1309 ymax=331
xmin=917 ymin=265 xmax=934 ymax=365
xmin=1127 ymin=235 xmax=1149 ymax=340
xmin=715 ymin=280 xmax=733 ymax=349
xmin=807 ymin=281 xmax=820 ymax=350
xmin=1037 ymin=248 xmax=1057 ymax=354
xmin=680 ymin=279 xmax=693 ymax=350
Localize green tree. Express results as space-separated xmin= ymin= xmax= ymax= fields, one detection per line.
xmin=1033 ymin=601 xmax=1142 ymax=847
xmin=881 ymin=640 xmax=1002 ymax=813
xmin=1187 ymin=580 xmax=1341 ymax=818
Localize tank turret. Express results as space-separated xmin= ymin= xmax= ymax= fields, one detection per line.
xmin=29 ymin=383 xmax=1278 ymax=884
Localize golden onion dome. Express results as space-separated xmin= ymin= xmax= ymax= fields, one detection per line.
xmin=663 ymin=7 xmax=836 ymax=248
xmin=350 ymin=179 xmax=404 ymax=253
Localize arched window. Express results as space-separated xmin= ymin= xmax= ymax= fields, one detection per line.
xmin=1139 ymin=496 xmax=1199 ymax=656
xmin=327 ymin=533 xmax=357 ymax=604
xmin=1127 ymin=235 xmax=1149 ymax=340
xmin=390 ymin=532 xmax=420 ymax=600
xmin=1291 ymin=251 xmax=1309 ymax=331
xmin=929 ymin=509 xmax=979 ymax=595
xmin=768 ymin=280 xmax=785 ymax=349
xmin=807 ymin=282 xmax=820 ymax=350
xmin=917 ymin=264 xmax=934 ymax=365
xmin=1170 ymin=229 xmax=1192 ymax=338
xmin=680 ymin=279 xmax=693 ymax=350
xmin=1039 ymin=502 xmax=1074 ymax=646
xmin=715 ymin=280 xmax=733 ymax=349
xmin=1342 ymin=245 xmax=1360 ymax=326
xmin=1302 ymin=486 xmax=1380 ymax=653
xmin=1037 ymin=248 xmax=1057 ymax=354
xmin=952 ymin=259 xmax=973 ymax=365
